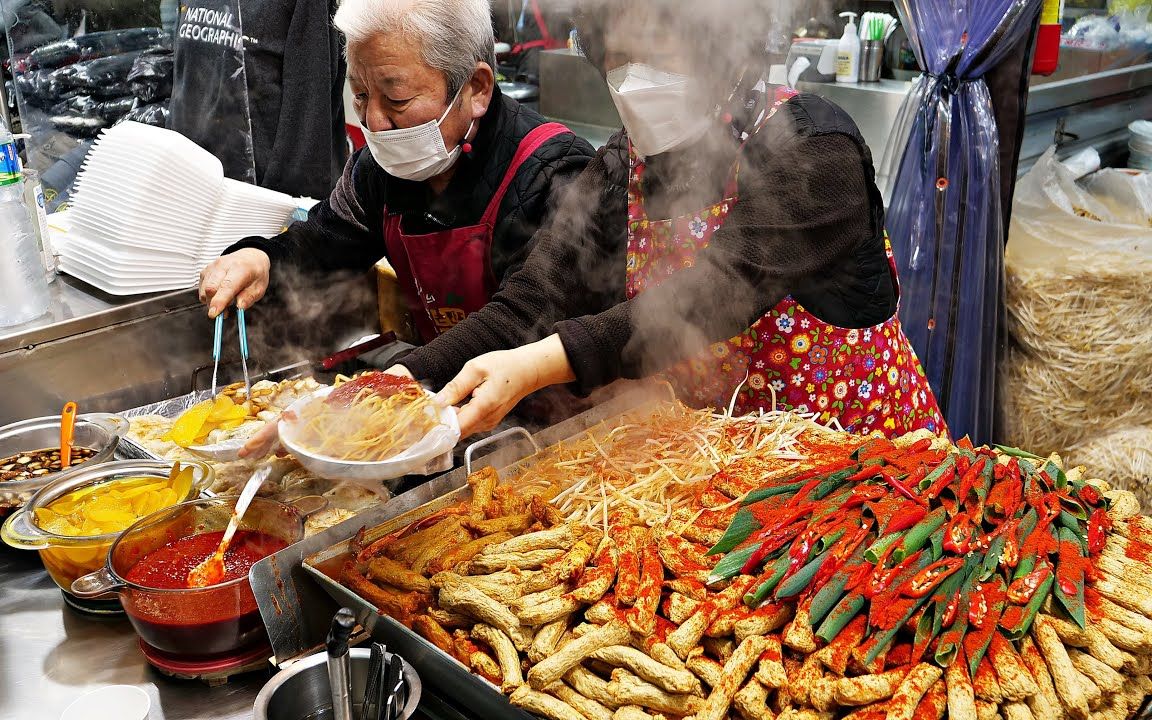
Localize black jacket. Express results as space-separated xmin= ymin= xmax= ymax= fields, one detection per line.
xmin=400 ymin=93 xmax=897 ymax=392
xmin=170 ymin=0 xmax=346 ymax=200
xmin=227 ymin=85 xmax=595 ymax=291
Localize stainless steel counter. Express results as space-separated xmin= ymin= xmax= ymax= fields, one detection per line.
xmin=0 ymin=545 xmax=267 ymax=720
xmin=0 ymin=276 xmax=199 ymax=356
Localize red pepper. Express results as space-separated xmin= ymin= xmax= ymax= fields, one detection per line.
xmin=845 ymin=464 xmax=884 ymax=483
xmin=1079 ymin=484 xmax=1102 ymax=507
xmin=1007 ymin=564 xmax=1052 ymax=604
xmin=884 ymin=504 xmax=927 ymax=534
xmin=879 ymin=466 xmax=929 ymax=508
xmin=741 ymin=520 xmax=807 ymax=574
xmin=844 ymin=483 xmax=888 ymax=509
xmin=1087 ymin=508 xmax=1112 ymax=555
xmin=1000 ymin=533 xmax=1020 ymax=569
xmin=968 ymin=583 xmax=989 ymax=628
xmin=957 ymin=454 xmax=971 ymax=473
xmin=958 ymin=437 xmax=974 ymax=451
xmin=943 ymin=512 xmax=974 ymax=554
xmin=907 ymin=438 xmax=933 ymax=455
xmin=993 ymin=461 xmax=1007 ymax=480
xmin=902 ymin=558 xmax=964 ymax=598
xmin=1057 ymin=575 xmax=1077 ymax=598
xmin=787 ymin=461 xmax=855 ymax=507
xmin=958 ymin=457 xmax=988 ymax=500
xmin=905 ymin=465 xmax=928 ymax=490
xmin=923 ymin=466 xmax=958 ymax=501
xmin=868 ymin=550 xmax=924 ymax=599
xmin=941 ymin=596 xmax=959 ymax=627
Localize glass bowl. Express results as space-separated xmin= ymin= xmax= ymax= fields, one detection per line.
xmin=0 ymin=413 xmax=129 ymax=514
xmin=1 ymin=459 xmax=214 ymax=601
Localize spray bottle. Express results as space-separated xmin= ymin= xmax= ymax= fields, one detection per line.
xmin=836 ymin=12 xmax=861 ymax=83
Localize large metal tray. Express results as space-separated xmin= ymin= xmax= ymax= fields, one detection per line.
xmin=253 ymin=387 xmax=663 ymax=719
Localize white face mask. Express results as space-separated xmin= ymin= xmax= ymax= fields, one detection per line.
xmin=362 ymin=85 xmax=473 ymax=182
xmin=606 ymin=63 xmax=711 ymax=157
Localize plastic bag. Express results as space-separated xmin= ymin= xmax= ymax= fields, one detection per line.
xmin=1007 ymin=147 xmax=1152 ymax=272
xmin=128 ymin=51 xmax=174 ymax=103
xmin=54 ymin=50 xmax=148 ymax=97
xmin=117 ymin=101 xmax=170 ymax=128
xmin=278 ymin=387 xmax=462 ymax=487
xmin=24 ymin=27 xmax=169 ymax=70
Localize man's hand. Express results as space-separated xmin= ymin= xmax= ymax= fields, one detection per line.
xmin=199 ymin=248 xmax=272 ymax=318
xmin=435 ymin=335 xmax=575 ymax=437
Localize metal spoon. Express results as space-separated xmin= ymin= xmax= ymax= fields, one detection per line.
xmin=185 ymin=463 xmax=272 ymax=587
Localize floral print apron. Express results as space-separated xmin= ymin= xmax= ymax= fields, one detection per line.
xmin=624 ymin=91 xmax=946 ymax=438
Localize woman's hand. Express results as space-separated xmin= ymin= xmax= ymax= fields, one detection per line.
xmin=436 ymin=335 xmax=576 ymax=437
xmin=238 ymin=409 xmax=293 ymax=459
xmin=199 ymin=248 xmax=272 ymax=318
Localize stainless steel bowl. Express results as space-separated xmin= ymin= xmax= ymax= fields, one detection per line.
xmin=0 ymin=413 xmax=129 ymax=512
xmin=254 ymin=649 xmax=421 ymax=720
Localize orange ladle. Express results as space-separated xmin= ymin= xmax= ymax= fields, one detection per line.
xmin=59 ymin=402 xmax=77 ymax=469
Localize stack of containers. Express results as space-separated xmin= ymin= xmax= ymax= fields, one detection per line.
xmin=58 ymin=122 xmax=299 ymax=295
xmin=1128 ymin=120 xmax=1152 ymax=171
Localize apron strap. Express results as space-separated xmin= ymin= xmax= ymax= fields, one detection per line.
xmin=479 ymin=121 xmax=572 ymax=228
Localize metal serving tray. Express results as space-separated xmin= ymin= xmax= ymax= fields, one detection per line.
xmin=252 ymin=386 xmax=664 ymax=719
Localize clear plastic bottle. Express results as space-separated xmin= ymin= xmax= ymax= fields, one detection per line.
xmin=0 ymin=126 xmax=51 ymax=327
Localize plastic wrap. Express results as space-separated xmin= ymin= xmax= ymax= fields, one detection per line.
xmin=53 ymin=50 xmax=148 ymax=97
xmin=169 ymin=0 xmax=256 ymax=184
xmin=116 ymin=100 xmax=169 ymax=128
xmin=883 ymin=0 xmax=1042 ymax=444
xmin=128 ymin=50 xmax=173 ymax=103
xmin=23 ymin=27 xmax=169 ymax=70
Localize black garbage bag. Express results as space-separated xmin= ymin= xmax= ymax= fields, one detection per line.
xmin=53 ymin=50 xmax=148 ymax=97
xmin=13 ymin=67 xmax=68 ymax=109
xmin=128 ymin=50 xmax=174 ymax=103
xmin=25 ymin=28 xmax=169 ymax=70
xmin=117 ymin=100 xmax=170 ymax=128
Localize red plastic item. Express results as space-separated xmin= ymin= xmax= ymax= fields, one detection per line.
xmin=1032 ymin=0 xmax=1063 ymax=75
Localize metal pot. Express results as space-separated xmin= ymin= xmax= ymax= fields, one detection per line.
xmin=254 ymin=649 xmax=421 ymax=720
xmin=71 ymin=496 xmax=316 ymax=657
xmin=0 ymin=413 xmax=129 ymax=512
xmin=2 ymin=459 xmax=213 ymax=599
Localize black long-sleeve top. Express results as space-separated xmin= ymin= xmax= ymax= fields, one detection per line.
xmin=398 ymin=93 xmax=897 ymax=395
xmin=224 ymin=85 xmax=596 ymax=293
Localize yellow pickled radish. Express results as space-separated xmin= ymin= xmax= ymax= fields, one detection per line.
xmin=205 ymin=395 xmax=235 ymax=423
xmin=169 ymin=465 xmax=194 ymax=500
xmin=169 ymin=399 xmax=214 ymax=447
xmin=38 ymin=473 xmax=188 ymax=537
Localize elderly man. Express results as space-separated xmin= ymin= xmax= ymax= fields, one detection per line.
xmin=199 ymin=0 xmax=594 ymax=356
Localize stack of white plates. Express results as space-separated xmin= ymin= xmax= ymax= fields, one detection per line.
xmin=58 ymin=122 xmax=299 ymax=295
xmin=1130 ymin=120 xmax=1152 ymax=172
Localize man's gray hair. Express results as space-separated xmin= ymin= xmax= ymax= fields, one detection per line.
xmin=334 ymin=0 xmax=497 ymax=98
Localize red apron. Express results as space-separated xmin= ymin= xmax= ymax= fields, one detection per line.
xmin=626 ymin=90 xmax=947 ymax=438
xmin=383 ymin=122 xmax=570 ymax=344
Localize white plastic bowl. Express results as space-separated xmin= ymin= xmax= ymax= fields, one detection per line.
xmin=278 ymin=386 xmax=459 ymax=485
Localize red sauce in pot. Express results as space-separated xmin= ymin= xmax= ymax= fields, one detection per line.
xmin=125 ymin=531 xmax=287 ymax=589
xmin=120 ymin=530 xmax=288 ymax=657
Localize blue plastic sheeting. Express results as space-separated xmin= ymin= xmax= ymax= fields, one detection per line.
xmin=886 ymin=0 xmax=1041 ymax=443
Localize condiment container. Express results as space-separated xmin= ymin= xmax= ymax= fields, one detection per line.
xmin=1 ymin=459 xmax=212 ymax=600
xmin=253 ymin=649 xmax=421 ymax=720
xmin=0 ymin=413 xmax=128 ymax=513
xmin=71 ymin=496 xmax=308 ymax=657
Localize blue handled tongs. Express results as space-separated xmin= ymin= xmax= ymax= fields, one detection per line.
xmin=210 ymin=309 xmax=251 ymax=399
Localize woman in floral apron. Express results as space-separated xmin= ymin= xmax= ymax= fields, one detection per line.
xmin=395 ymin=1 xmax=947 ymax=440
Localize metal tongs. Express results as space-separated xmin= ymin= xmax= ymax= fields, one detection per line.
xmin=361 ymin=641 xmax=408 ymax=720
xmin=210 ymin=308 xmax=251 ymax=398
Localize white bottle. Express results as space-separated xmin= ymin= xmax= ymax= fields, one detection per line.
xmin=836 ymin=11 xmax=861 ymax=83
xmin=0 ymin=126 xmax=51 ymax=327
